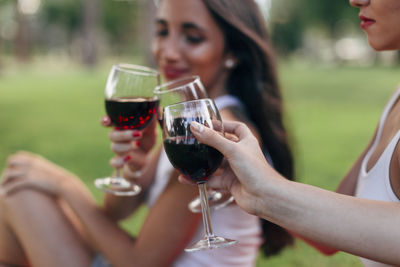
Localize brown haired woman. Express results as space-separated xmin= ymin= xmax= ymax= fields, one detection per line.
xmin=0 ymin=0 xmax=294 ymax=266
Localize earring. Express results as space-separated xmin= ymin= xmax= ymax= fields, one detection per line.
xmin=225 ymin=58 xmax=235 ymax=69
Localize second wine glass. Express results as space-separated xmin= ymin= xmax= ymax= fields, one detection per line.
xmin=94 ymin=63 xmax=160 ymax=196
xmin=154 ymin=76 xmax=234 ymax=212
xmin=162 ymin=99 xmax=237 ymax=251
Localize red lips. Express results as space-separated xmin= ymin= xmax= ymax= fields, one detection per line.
xmin=162 ymin=66 xmax=188 ymax=80
xmin=360 ymin=15 xmax=375 ymax=29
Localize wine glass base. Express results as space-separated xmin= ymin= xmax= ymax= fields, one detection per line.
xmin=184 ymin=236 xmax=238 ymax=252
xmin=188 ymin=191 xmax=234 ymax=213
xmin=94 ymin=177 xmax=141 ymax=196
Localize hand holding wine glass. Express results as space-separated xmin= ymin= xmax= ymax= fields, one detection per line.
xmin=154 ymin=76 xmax=234 ymax=213
xmin=95 ymin=63 xmax=160 ymax=196
xmin=162 ymin=98 xmax=237 ymax=251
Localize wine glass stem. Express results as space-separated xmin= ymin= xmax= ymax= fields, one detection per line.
xmin=198 ymin=182 xmax=215 ymax=240
xmin=115 ymin=168 xmax=121 ymax=178
xmin=111 ymin=168 xmax=122 ymax=184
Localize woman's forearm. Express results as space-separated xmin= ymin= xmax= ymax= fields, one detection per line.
xmin=257 ymin=176 xmax=400 ymax=265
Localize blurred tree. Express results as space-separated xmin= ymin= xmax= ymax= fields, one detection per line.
xmin=101 ymin=0 xmax=138 ymax=56
xmin=82 ymin=0 xmax=100 ymax=67
xmin=40 ymin=0 xmax=139 ymax=65
xmin=270 ymin=0 xmax=358 ymax=55
xmin=14 ymin=0 xmax=31 ymax=62
xmin=137 ymin=0 xmax=157 ymax=66
xmin=42 ymin=0 xmax=82 ymax=39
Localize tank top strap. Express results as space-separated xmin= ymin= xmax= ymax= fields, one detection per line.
xmin=361 ymin=87 xmax=400 ymax=176
xmin=213 ymin=95 xmax=243 ymax=110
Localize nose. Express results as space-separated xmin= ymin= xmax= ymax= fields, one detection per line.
xmin=349 ymin=0 xmax=369 ymax=7
xmin=157 ymin=34 xmax=181 ymax=63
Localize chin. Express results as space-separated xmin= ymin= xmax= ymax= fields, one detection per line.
xmin=368 ymin=39 xmax=400 ymax=51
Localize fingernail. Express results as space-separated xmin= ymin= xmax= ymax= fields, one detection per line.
xmin=132 ymin=131 xmax=141 ymax=137
xmin=123 ymin=155 xmax=131 ymax=162
xmin=191 ymin=122 xmax=204 ymax=133
xmin=136 ymin=141 xmax=140 ymax=147
xmin=101 ymin=116 xmax=109 ymax=125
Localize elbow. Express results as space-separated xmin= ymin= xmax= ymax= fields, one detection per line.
xmin=316 ymin=247 xmax=339 ymax=256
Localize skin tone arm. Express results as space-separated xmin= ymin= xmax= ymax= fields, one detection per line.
xmin=1 ymin=151 xmax=201 ymax=267
xmin=185 ymin=120 xmax=400 ymax=266
xmin=294 ymin=127 xmax=378 ymax=255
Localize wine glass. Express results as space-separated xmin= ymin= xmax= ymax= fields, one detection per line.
xmin=154 ymin=76 xmax=234 ymax=213
xmin=162 ymin=99 xmax=237 ymax=251
xmin=94 ymin=63 xmax=160 ymax=196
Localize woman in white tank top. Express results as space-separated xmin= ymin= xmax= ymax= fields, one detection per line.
xmin=178 ymin=0 xmax=400 ymax=266
xmin=0 ymin=0 xmax=295 ymax=266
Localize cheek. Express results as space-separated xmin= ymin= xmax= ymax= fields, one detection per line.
xmin=377 ymin=15 xmax=400 ymax=50
xmin=186 ymin=45 xmax=225 ymax=76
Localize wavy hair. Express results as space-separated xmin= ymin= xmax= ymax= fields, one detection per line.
xmin=202 ymin=0 xmax=295 ymax=256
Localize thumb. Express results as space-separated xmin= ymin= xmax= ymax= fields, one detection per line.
xmin=190 ymin=121 xmax=234 ymax=156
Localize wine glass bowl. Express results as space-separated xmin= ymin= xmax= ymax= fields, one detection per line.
xmin=95 ymin=63 xmax=160 ymax=196
xmin=162 ymin=99 xmax=237 ymax=251
xmin=154 ymin=76 xmax=208 ymax=123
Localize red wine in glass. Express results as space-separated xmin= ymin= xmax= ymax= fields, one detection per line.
xmin=163 ymin=136 xmax=223 ymax=183
xmin=105 ymin=97 xmax=159 ymax=130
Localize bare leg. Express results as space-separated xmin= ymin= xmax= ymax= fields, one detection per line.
xmin=0 ymin=195 xmax=27 ymax=266
xmin=0 ymin=190 xmax=93 ymax=267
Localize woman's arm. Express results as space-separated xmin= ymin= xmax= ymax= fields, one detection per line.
xmin=127 ymin=173 xmax=201 ymax=266
xmin=293 ymin=129 xmax=376 ymax=255
xmin=188 ymin=120 xmax=400 ymax=266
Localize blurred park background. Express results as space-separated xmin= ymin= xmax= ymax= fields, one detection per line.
xmin=1 ymin=0 xmax=399 ymax=266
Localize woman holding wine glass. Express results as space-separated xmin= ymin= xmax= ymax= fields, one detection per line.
xmin=0 ymin=0 xmax=293 ymax=266
xmin=94 ymin=63 xmax=160 ymax=196
xmin=107 ymin=0 xmax=294 ymax=263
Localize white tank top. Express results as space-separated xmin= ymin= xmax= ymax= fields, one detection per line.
xmin=355 ymin=87 xmax=400 ymax=267
xmin=147 ymin=95 xmax=262 ymax=267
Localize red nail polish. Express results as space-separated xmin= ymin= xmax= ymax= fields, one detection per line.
xmin=136 ymin=141 xmax=140 ymax=147
xmin=132 ymin=131 xmax=141 ymax=137
xmin=123 ymin=155 xmax=131 ymax=162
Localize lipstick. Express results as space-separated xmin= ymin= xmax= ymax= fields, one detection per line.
xmin=360 ymin=15 xmax=375 ymax=29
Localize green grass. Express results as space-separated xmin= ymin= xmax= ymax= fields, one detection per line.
xmin=0 ymin=60 xmax=399 ymax=266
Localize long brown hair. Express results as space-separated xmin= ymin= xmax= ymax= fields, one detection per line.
xmin=202 ymin=0 xmax=295 ymax=256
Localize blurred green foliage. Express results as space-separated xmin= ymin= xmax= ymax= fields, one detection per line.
xmin=270 ymin=0 xmax=359 ymax=54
